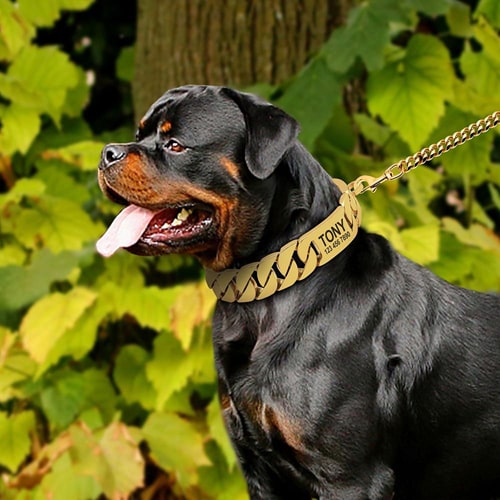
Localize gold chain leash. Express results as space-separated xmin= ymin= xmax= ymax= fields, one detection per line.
xmin=348 ymin=111 xmax=500 ymax=196
xmin=206 ymin=111 xmax=500 ymax=303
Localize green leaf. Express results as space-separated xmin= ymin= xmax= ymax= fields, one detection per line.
xmin=38 ymin=452 xmax=101 ymax=500
xmin=3 ymin=46 xmax=79 ymax=123
xmin=116 ymin=46 xmax=135 ymax=82
xmin=20 ymin=287 xmax=96 ymax=363
xmin=324 ymin=0 xmax=412 ymax=74
xmin=473 ymin=16 xmax=500 ymax=61
xmin=461 ymin=252 xmax=500 ymax=293
xmin=471 ymin=198 xmax=494 ymax=229
xmin=18 ymin=0 xmax=64 ymax=27
xmin=367 ymin=35 xmax=454 ymax=150
xmin=10 ymin=430 xmax=73 ymax=491
xmin=0 ymin=348 xmax=37 ymax=402
xmin=430 ymin=232 xmax=500 ymax=291
xmin=146 ymin=332 xmax=194 ymax=410
xmin=277 ymin=57 xmax=342 ymax=150
xmin=476 ymin=0 xmax=500 ymax=28
xmin=459 ymin=20 xmax=500 ymax=111
xmin=97 ymin=252 xmax=145 ymax=289
xmin=94 ymin=423 xmax=144 ymax=497
xmin=62 ymin=66 xmax=91 ymax=118
xmin=408 ymin=0 xmax=452 ymax=16
xmin=0 ymin=105 xmax=41 ymax=154
xmin=399 ymin=224 xmax=440 ymax=265
xmin=0 ymin=249 xmax=79 ymax=312
xmin=378 ymin=0 xmax=416 ymax=24
xmin=188 ymin=324 xmax=216 ymax=385
xmin=80 ymin=369 xmax=117 ymax=424
xmin=198 ymin=441 xmax=247 ymax=500
xmin=39 ymin=369 xmax=115 ymax=430
xmin=168 ymin=282 xmax=215 ymax=349
xmin=0 ymin=73 xmax=40 ymax=109
xmin=41 ymin=372 xmax=87 ymax=429
xmin=391 ymin=197 xmax=437 ymax=228
xmin=59 ymin=0 xmax=95 ymax=9
xmin=354 ymin=113 xmax=394 ymax=147
xmin=142 ymin=412 xmax=209 ymax=489
xmin=98 ymin=282 xmax=178 ymax=333
xmin=31 ymin=293 xmax=106 ymax=376
xmin=35 ymin=164 xmax=90 ymax=204
xmin=406 ymin=166 xmax=443 ymax=224
xmin=0 ymin=0 xmax=34 ymax=60
xmin=69 ymin=421 xmax=144 ymax=498
xmin=473 ymin=16 xmax=500 ymax=64
xmin=353 ymin=113 xmax=410 ymax=158
xmin=450 ymin=78 xmax=500 ymax=117
xmin=12 ymin=196 xmax=102 ymax=252
xmin=163 ymin=385 xmax=197 ymax=416
xmin=316 ymin=104 xmax=356 ymax=154
xmin=46 ymin=140 xmax=105 ymax=171
xmin=0 ymin=244 xmax=25 ymax=267
xmin=0 ymin=178 xmax=45 ymax=207
xmin=489 ymin=182 xmax=500 ymax=209
xmin=446 ymin=1 xmax=472 ymax=37
xmin=442 ymin=217 xmax=500 ymax=252
xmin=114 ymin=345 xmax=157 ymax=409
xmin=325 ymin=8 xmax=388 ymax=73
xmin=489 ymin=164 xmax=500 ymax=186
xmin=0 ymin=410 xmax=36 ymax=472
xmin=79 ymin=407 xmax=104 ymax=431
xmin=18 ymin=0 xmax=95 ymax=28
xmin=35 ymin=115 xmax=93 ymax=149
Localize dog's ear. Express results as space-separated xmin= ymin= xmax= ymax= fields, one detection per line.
xmin=221 ymin=87 xmax=300 ymax=179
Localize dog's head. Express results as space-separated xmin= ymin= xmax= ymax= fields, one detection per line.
xmin=96 ymin=85 xmax=300 ymax=270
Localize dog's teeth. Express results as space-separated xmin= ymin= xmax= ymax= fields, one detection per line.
xmin=160 ymin=208 xmax=192 ymax=229
xmin=177 ymin=208 xmax=192 ymax=221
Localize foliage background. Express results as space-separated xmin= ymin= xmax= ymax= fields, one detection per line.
xmin=0 ymin=0 xmax=498 ymax=498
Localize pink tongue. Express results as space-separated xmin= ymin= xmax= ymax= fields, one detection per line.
xmin=96 ymin=205 xmax=158 ymax=257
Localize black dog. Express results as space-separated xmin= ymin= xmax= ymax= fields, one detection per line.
xmin=97 ymin=85 xmax=500 ymax=499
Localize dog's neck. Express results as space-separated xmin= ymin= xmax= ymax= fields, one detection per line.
xmin=243 ymin=142 xmax=341 ymax=264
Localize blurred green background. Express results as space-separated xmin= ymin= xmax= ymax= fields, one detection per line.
xmin=0 ymin=0 xmax=499 ymax=498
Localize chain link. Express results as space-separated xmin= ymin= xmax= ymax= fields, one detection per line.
xmin=348 ymin=111 xmax=500 ymax=196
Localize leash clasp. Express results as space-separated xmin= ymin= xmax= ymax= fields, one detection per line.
xmin=348 ymin=174 xmax=387 ymax=196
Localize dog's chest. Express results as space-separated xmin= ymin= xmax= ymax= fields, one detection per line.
xmin=213 ymin=304 xmax=310 ymax=453
xmin=220 ymin=387 xmax=305 ymax=455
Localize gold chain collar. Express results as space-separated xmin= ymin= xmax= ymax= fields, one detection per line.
xmin=206 ymin=111 xmax=500 ymax=303
xmin=206 ymin=179 xmax=360 ymax=303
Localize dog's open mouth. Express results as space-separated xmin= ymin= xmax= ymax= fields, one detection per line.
xmin=96 ymin=203 xmax=214 ymax=257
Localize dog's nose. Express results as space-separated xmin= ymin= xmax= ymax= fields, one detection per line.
xmin=100 ymin=144 xmax=127 ymax=170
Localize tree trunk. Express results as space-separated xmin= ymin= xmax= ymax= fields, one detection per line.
xmin=132 ymin=0 xmax=351 ymax=120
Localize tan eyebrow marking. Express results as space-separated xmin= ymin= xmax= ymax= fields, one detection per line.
xmin=220 ymin=156 xmax=240 ymax=180
xmin=160 ymin=121 xmax=172 ymax=133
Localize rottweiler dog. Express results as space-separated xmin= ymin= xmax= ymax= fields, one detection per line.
xmin=97 ymin=85 xmax=500 ymax=499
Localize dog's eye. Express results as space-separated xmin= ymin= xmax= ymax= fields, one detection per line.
xmin=165 ymin=139 xmax=186 ymax=154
